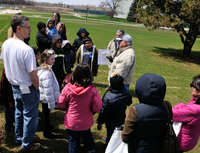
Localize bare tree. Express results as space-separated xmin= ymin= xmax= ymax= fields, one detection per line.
xmin=100 ymin=0 xmax=122 ymax=18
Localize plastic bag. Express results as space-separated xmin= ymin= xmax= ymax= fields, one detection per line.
xmin=105 ymin=128 xmax=128 ymax=153
xmin=172 ymin=122 xmax=182 ymax=136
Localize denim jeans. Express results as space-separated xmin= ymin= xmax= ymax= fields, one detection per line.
xmin=12 ymin=85 xmax=39 ymax=150
xmin=67 ymin=129 xmax=95 ymax=153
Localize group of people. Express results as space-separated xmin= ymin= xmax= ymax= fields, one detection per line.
xmin=0 ymin=12 xmax=200 ymax=153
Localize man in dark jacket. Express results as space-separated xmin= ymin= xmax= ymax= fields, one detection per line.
xmin=36 ymin=21 xmax=51 ymax=53
xmin=122 ymin=73 xmax=170 ymax=153
xmin=97 ymin=74 xmax=132 ymax=144
xmin=73 ymin=28 xmax=90 ymax=53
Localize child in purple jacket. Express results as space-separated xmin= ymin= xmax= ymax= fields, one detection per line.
xmin=173 ymin=74 xmax=200 ymax=152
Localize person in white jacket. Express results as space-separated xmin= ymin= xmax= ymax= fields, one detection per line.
xmin=37 ymin=49 xmax=60 ymax=138
xmin=110 ymin=34 xmax=136 ymax=91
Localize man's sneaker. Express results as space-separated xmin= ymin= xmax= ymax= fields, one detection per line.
xmin=20 ymin=143 xmax=41 ymax=152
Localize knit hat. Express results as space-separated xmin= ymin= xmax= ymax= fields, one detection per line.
xmin=37 ymin=22 xmax=46 ymax=31
xmin=110 ymin=74 xmax=124 ymax=90
xmin=62 ymin=40 xmax=71 ymax=48
xmin=122 ymin=34 xmax=132 ymax=45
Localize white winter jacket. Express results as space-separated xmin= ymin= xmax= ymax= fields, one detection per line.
xmin=37 ymin=66 xmax=60 ymax=110
xmin=110 ymin=46 xmax=136 ymax=85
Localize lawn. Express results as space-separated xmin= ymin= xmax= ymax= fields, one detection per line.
xmin=1 ymin=10 xmax=200 ymax=153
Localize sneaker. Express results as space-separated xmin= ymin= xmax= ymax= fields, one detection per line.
xmin=20 ymin=143 xmax=41 ymax=152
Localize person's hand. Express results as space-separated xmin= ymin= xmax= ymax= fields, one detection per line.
xmin=97 ymin=124 xmax=102 ymax=130
xmin=106 ymin=56 xmax=113 ymax=63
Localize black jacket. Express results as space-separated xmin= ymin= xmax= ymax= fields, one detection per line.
xmin=73 ymin=28 xmax=90 ymax=52
xmin=36 ymin=31 xmax=51 ymax=53
xmin=124 ymin=73 xmax=169 ymax=153
xmin=97 ymin=88 xmax=132 ymax=126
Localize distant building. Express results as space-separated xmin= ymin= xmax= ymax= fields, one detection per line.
xmin=114 ymin=0 xmax=133 ymax=19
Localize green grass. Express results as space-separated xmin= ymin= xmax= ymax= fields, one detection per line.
xmin=1 ymin=11 xmax=200 ymax=153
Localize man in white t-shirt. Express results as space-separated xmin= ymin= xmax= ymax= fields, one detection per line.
xmin=1 ymin=15 xmax=40 ymax=151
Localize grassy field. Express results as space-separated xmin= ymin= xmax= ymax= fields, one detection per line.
xmin=1 ymin=10 xmax=200 ymax=153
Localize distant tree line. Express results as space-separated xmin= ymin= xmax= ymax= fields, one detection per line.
xmin=0 ymin=0 xmax=34 ymax=5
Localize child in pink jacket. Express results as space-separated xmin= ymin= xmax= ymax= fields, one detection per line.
xmin=57 ymin=64 xmax=102 ymax=153
xmin=173 ymin=75 xmax=200 ymax=152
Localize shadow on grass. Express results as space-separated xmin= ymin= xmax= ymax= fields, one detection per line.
xmin=152 ymin=47 xmax=200 ymax=64
xmin=93 ymin=82 xmax=109 ymax=89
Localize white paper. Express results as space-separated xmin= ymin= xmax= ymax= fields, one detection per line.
xmin=172 ymin=121 xmax=182 ymax=136
xmin=20 ymin=85 xmax=31 ymax=94
xmin=98 ymin=49 xmax=111 ymax=65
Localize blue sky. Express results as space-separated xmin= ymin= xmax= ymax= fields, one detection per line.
xmin=33 ymin=0 xmax=104 ymax=6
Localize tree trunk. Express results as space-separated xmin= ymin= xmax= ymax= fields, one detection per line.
xmin=182 ymin=32 xmax=197 ymax=57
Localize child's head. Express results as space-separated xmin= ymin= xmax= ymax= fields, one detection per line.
xmin=37 ymin=21 xmax=46 ymax=33
xmin=83 ymin=37 xmax=93 ymax=50
xmin=40 ymin=49 xmax=55 ymax=66
xmin=190 ymin=75 xmax=200 ymax=101
xmin=52 ymin=34 xmax=62 ymax=49
xmin=47 ymin=19 xmax=55 ymax=29
xmin=110 ymin=74 xmax=124 ymax=90
xmin=135 ymin=73 xmax=166 ymax=105
xmin=70 ymin=64 xmax=92 ymax=88
xmin=62 ymin=40 xmax=71 ymax=50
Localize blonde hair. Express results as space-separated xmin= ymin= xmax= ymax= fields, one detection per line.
xmin=40 ymin=49 xmax=55 ymax=68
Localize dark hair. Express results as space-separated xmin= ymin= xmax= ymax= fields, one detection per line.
xmin=11 ymin=15 xmax=29 ymax=33
xmin=190 ymin=75 xmax=200 ymax=91
xmin=70 ymin=64 xmax=92 ymax=88
xmin=117 ymin=29 xmax=125 ymax=35
xmin=37 ymin=21 xmax=46 ymax=31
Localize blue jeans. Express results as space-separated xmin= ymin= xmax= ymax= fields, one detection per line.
xmin=12 ymin=85 xmax=39 ymax=150
xmin=67 ymin=129 xmax=95 ymax=153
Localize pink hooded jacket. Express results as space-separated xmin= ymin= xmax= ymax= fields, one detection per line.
xmin=172 ymin=97 xmax=200 ymax=151
xmin=57 ymin=83 xmax=102 ymax=131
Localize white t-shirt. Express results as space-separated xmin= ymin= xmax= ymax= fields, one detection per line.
xmin=1 ymin=38 xmax=37 ymax=86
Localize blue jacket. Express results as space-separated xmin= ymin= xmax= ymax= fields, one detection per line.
xmin=97 ymin=88 xmax=132 ymax=126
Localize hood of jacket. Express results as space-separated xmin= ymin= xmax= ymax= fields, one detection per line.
xmin=135 ymin=73 xmax=166 ymax=105
xmin=67 ymin=83 xmax=92 ymax=96
xmin=77 ymin=28 xmax=89 ymax=38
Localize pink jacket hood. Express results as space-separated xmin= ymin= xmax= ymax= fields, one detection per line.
xmin=68 ymin=83 xmax=93 ymax=95
xmin=173 ymin=97 xmax=200 ymax=151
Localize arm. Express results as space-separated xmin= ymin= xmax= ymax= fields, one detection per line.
xmin=173 ymin=103 xmax=198 ymax=123
xmin=76 ymin=47 xmax=81 ymax=64
xmin=57 ymin=85 xmax=69 ymax=109
xmin=41 ymin=71 xmax=56 ymax=110
xmin=25 ymin=48 xmax=38 ymax=89
xmin=91 ymin=87 xmax=102 ymax=113
xmin=29 ymin=70 xmax=39 ymax=90
xmin=92 ymin=48 xmax=99 ymax=76
xmin=121 ymin=106 xmax=137 ymax=143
